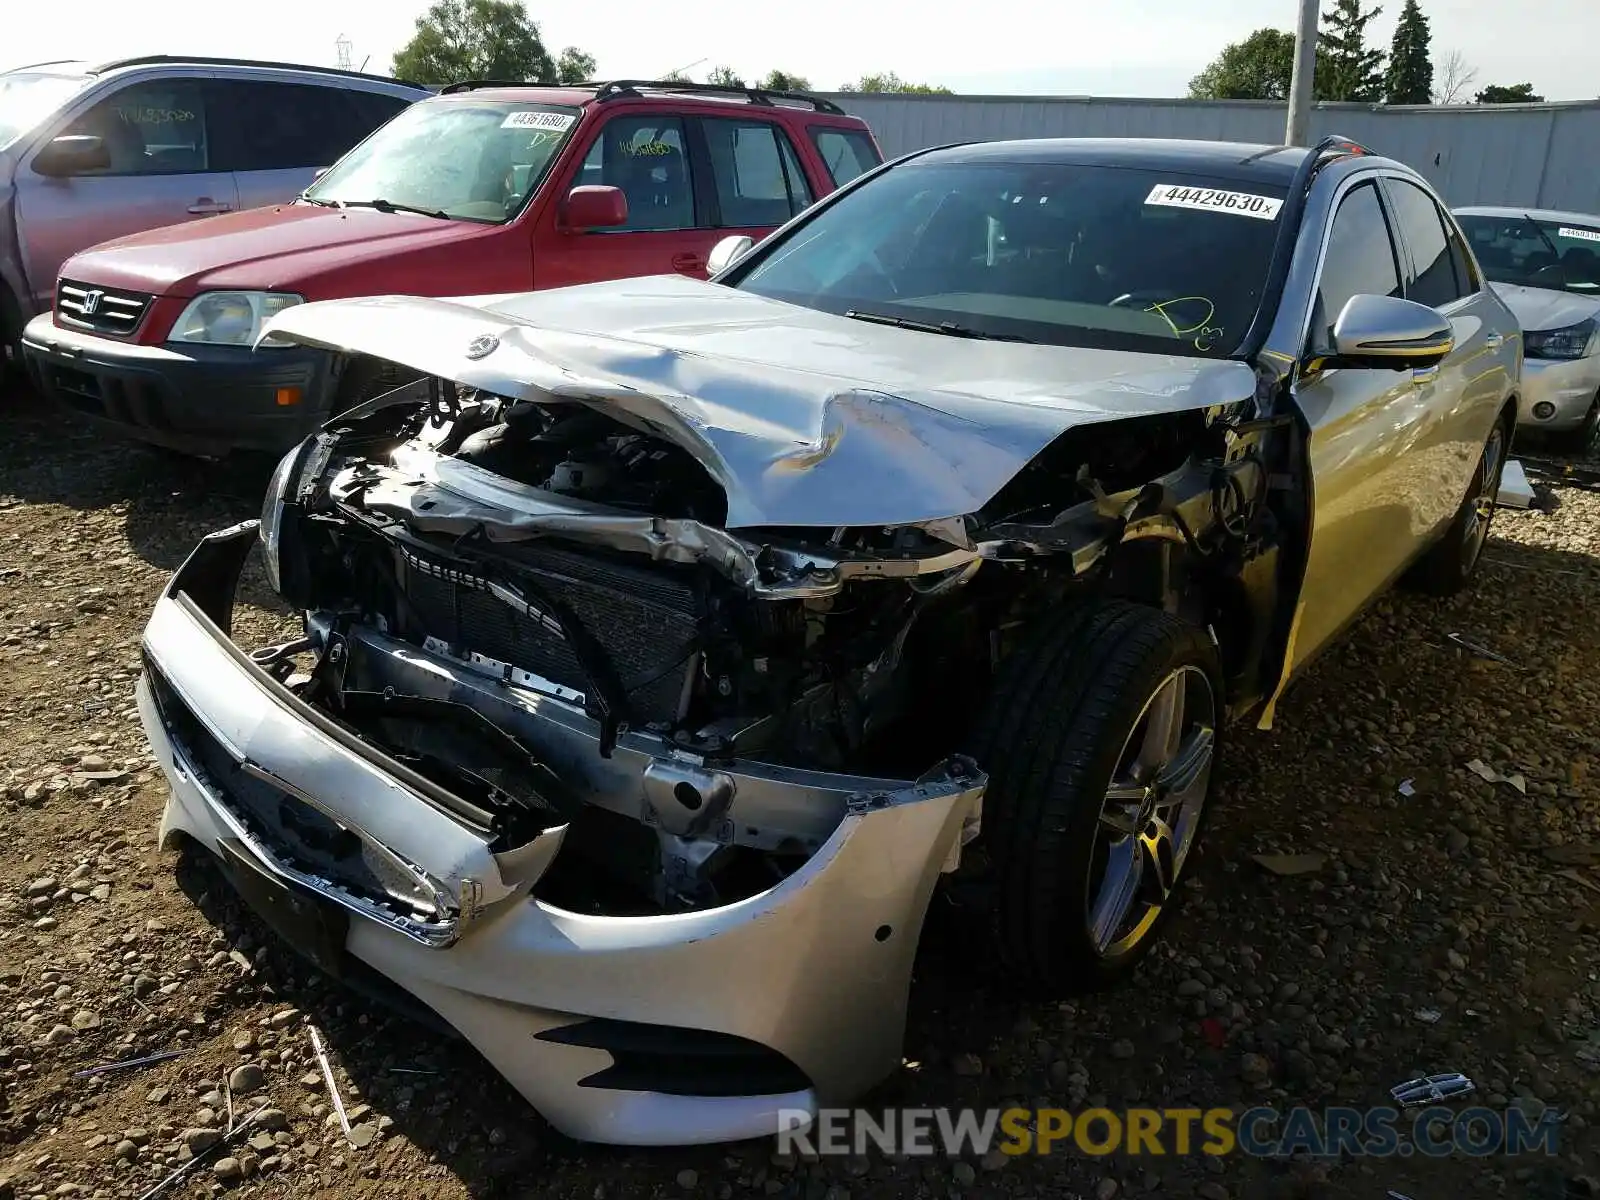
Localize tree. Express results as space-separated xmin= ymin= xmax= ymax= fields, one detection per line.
xmin=1475 ymin=82 xmax=1544 ymax=103
xmin=1318 ymin=0 xmax=1386 ymax=102
xmin=1431 ymin=48 xmax=1478 ymax=103
xmin=838 ymin=72 xmax=952 ymax=94
xmin=759 ymin=70 xmax=812 ymax=91
xmin=1384 ymin=0 xmax=1432 ymax=104
xmin=555 ymin=47 xmax=595 ymax=84
xmin=706 ymin=65 xmax=746 ymax=88
xmin=391 ymin=0 xmax=567 ymax=85
xmin=1188 ymin=28 xmax=1297 ymax=100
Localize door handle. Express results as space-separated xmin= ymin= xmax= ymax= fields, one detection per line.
xmin=187 ymin=199 xmax=232 ymax=215
xmin=1484 ymin=332 xmax=1504 ymax=350
xmin=671 ymin=253 xmax=704 ymax=273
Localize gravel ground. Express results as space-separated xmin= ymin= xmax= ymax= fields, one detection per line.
xmin=2 ymin=386 xmax=1598 ymax=1200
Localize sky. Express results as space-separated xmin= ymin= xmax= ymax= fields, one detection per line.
xmin=4 ymin=0 xmax=1596 ymax=103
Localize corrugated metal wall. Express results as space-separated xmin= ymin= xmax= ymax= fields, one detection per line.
xmin=820 ymin=95 xmax=1600 ymax=214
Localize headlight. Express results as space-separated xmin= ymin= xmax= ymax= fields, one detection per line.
xmin=1524 ymin=317 xmax=1596 ymax=360
xmin=170 ymin=291 xmax=303 ymax=347
xmin=260 ymin=439 xmax=309 ymax=594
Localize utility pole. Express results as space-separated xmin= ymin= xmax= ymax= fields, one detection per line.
xmin=1285 ymin=0 xmax=1319 ymax=145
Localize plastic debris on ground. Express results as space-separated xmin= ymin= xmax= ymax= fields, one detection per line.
xmin=1466 ymin=758 xmax=1528 ymax=794
xmin=1497 ymin=459 xmax=1536 ymax=509
xmin=1390 ymin=1071 xmax=1476 ymax=1106
xmin=1250 ymin=852 xmax=1326 ymax=877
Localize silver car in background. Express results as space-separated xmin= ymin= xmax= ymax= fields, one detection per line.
xmin=1455 ymin=206 xmax=1600 ymax=453
xmin=0 ymin=55 xmax=425 ymax=372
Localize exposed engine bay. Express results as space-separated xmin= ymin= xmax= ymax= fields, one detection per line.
xmin=253 ymin=360 xmax=1285 ymax=921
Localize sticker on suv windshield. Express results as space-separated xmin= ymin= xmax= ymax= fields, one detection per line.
xmin=1145 ymin=184 xmax=1283 ymax=220
xmin=501 ymin=111 xmax=575 ymax=131
xmin=1558 ymin=226 xmax=1600 ymax=244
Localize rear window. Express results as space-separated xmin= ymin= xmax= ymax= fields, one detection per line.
xmin=810 ymin=127 xmax=882 ymax=187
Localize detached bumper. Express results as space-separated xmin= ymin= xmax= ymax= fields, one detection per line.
xmin=1517 ymin=354 xmax=1600 ymax=433
xmin=21 ymin=313 xmax=335 ymax=457
xmin=138 ymin=522 xmax=983 ymax=1145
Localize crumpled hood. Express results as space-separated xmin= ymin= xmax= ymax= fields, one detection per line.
xmin=59 ymin=204 xmax=481 ymax=298
xmin=263 ymin=274 xmax=1256 ymax=529
xmin=1490 ymin=282 xmax=1600 ymax=333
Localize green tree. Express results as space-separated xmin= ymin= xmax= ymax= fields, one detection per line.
xmin=1319 ymin=0 xmax=1386 ymax=102
xmin=706 ymin=65 xmax=747 ymax=88
xmin=839 ymin=71 xmax=952 ymax=94
xmin=1384 ymin=0 xmax=1433 ymax=103
xmin=555 ymin=47 xmax=596 ymax=84
xmin=760 ymin=70 xmax=812 ymax=91
xmin=1189 ymin=28 xmax=1297 ymax=99
xmin=391 ymin=0 xmax=562 ymax=85
xmin=1475 ymin=82 xmax=1543 ymax=103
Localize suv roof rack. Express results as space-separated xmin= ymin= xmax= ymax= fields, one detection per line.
xmin=438 ymin=79 xmax=557 ymax=94
xmin=592 ymin=79 xmax=845 ymax=115
xmin=89 ymin=55 xmax=422 ymax=90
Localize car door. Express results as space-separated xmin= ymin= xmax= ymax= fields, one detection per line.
xmin=208 ymin=79 xmax=411 ymax=212
xmin=1379 ymin=175 xmax=1512 ymax=533
xmin=696 ymin=115 xmax=816 ymax=245
xmin=13 ymin=75 xmax=237 ymax=311
xmin=536 ymin=112 xmax=721 ymax=289
xmin=1286 ymin=178 xmax=1433 ymax=676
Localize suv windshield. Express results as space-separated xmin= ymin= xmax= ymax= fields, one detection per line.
xmin=736 ymin=159 xmax=1287 ymax=356
xmin=1456 ymin=213 xmax=1600 ymax=296
xmin=304 ymin=99 xmax=581 ymax=223
xmin=0 ymin=70 xmax=91 ymax=149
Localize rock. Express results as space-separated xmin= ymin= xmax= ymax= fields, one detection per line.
xmin=147 ymin=1086 xmax=169 ymax=1103
xmin=212 ymin=1156 xmax=242 ymax=1183
xmin=267 ymin=1008 xmax=301 ymax=1029
xmin=232 ymin=1032 xmax=256 ymax=1053
xmin=113 ymin=1139 xmax=138 ymax=1162
xmin=677 ymin=1169 xmax=699 ymax=1189
xmin=43 ymin=1024 xmax=74 ymax=1044
xmin=228 ymin=1063 xmax=265 ymax=1094
xmin=951 ymin=1161 xmax=977 ymax=1187
xmin=248 ymin=1133 xmax=277 ymax=1153
xmin=1446 ymin=828 xmax=1471 ymax=856
xmin=257 ymin=1108 xmax=289 ymax=1131
xmin=78 ymin=753 xmax=109 ymax=771
xmin=1197 ymin=1185 xmax=1230 ymax=1200
xmin=183 ymin=1128 xmax=221 ymax=1155
xmin=950 ymin=1052 xmax=984 ymax=1076
xmin=1177 ymin=979 xmax=1206 ymax=997
xmin=25 ymin=876 xmax=57 ymax=897
xmin=1240 ymin=1052 xmax=1272 ymax=1082
xmin=88 ymin=884 xmax=111 ymax=901
xmin=1096 ymin=1179 xmax=1119 ymax=1200
xmin=346 ymin=1122 xmax=378 ymax=1148
xmin=69 ymin=1010 xmax=101 ymax=1031
xmin=131 ymin=975 xmax=157 ymax=998
xmin=32 ymin=916 xmax=58 ymax=931
xmin=1109 ymin=1038 xmax=1136 ymax=1060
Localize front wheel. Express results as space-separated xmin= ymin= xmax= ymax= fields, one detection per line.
xmin=964 ymin=602 xmax=1223 ymax=994
xmin=1406 ymin=414 xmax=1510 ymax=596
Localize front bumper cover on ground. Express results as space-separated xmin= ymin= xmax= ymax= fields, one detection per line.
xmin=138 ymin=521 xmax=985 ymax=1145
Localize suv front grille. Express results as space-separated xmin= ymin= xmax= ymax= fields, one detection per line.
xmin=56 ymin=279 xmax=154 ymax=336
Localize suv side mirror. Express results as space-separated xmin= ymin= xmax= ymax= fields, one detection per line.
xmin=33 ymin=134 xmax=111 ymax=178
xmin=708 ymin=235 xmax=755 ymax=277
xmin=1328 ymin=293 xmax=1454 ymax=370
xmin=564 ymin=185 xmax=628 ymax=230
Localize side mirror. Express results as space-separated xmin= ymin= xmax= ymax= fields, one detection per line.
xmin=707 ymin=234 xmax=755 ymax=276
xmin=33 ymin=134 xmax=110 ymax=178
xmin=1329 ymin=293 xmax=1454 ymax=370
xmin=564 ymin=185 xmax=628 ymax=230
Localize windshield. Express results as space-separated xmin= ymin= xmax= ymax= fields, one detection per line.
xmin=735 ymin=160 xmax=1287 ymax=356
xmin=0 ymin=70 xmax=91 ymax=149
xmin=1456 ymin=213 xmax=1600 ymax=296
xmin=304 ymin=99 xmax=581 ymax=223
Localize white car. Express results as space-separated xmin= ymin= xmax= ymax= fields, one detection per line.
xmin=1455 ymin=206 xmax=1600 ymax=453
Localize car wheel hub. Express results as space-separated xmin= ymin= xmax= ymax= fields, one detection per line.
xmin=1087 ymin=664 xmax=1217 ymax=958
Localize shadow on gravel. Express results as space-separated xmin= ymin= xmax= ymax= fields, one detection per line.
xmin=0 ymin=384 xmax=280 ymax=573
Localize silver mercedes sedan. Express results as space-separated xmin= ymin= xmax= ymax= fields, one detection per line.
xmin=1455 ymin=206 xmax=1600 ymax=453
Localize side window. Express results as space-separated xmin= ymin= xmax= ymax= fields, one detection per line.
xmin=1386 ymin=178 xmax=1465 ymax=308
xmin=577 ymin=115 xmax=696 ymax=231
xmin=1313 ymin=182 xmax=1402 ymax=352
xmin=346 ymin=91 xmax=413 ymax=139
xmin=1442 ymin=215 xmax=1482 ymax=295
xmin=700 ymin=118 xmax=814 ymax=227
xmin=210 ymin=81 xmax=382 ymax=172
xmin=809 ymin=128 xmax=882 ymax=187
xmin=58 ymin=80 xmax=209 ymax=175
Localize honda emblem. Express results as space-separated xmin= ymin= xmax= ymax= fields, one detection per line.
xmin=80 ymin=290 xmax=103 ymax=316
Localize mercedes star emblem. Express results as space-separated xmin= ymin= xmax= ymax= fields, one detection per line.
xmin=465 ymin=333 xmax=500 ymax=360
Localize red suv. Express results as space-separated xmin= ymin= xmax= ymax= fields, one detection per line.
xmin=21 ymin=79 xmax=882 ymax=456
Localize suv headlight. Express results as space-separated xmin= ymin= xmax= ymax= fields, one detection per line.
xmin=170 ymin=291 xmax=303 ymax=347
xmin=1524 ymin=317 xmax=1597 ymax=360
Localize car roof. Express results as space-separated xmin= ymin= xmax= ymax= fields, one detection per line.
xmin=1455 ymin=205 xmax=1600 ymax=227
xmin=430 ymin=79 xmax=856 ymax=120
xmin=80 ymin=54 xmax=423 ymax=91
xmin=910 ymin=138 xmax=1317 ymax=184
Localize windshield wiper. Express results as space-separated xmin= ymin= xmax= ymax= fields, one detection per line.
xmin=338 ymin=198 xmax=451 ymax=220
xmin=843 ymin=309 xmax=1033 ymax=343
xmin=1522 ymin=212 xmax=1564 ymax=264
xmin=299 ymin=195 xmax=339 ymax=208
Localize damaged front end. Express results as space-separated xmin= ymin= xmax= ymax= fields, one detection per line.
xmin=141 ymin=302 xmax=1291 ymax=1142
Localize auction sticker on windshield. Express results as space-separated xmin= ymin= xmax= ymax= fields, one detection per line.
xmin=1558 ymin=226 xmax=1600 ymax=244
xmin=1145 ymin=184 xmax=1283 ymax=221
xmin=501 ymin=111 xmax=575 ymax=131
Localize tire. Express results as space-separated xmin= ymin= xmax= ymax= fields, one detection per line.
xmin=0 ymin=286 xmax=24 ymax=392
xmin=1553 ymin=392 xmax=1600 ymax=460
xmin=964 ymin=600 xmax=1223 ymax=994
xmin=1406 ymin=413 xmax=1510 ymax=596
